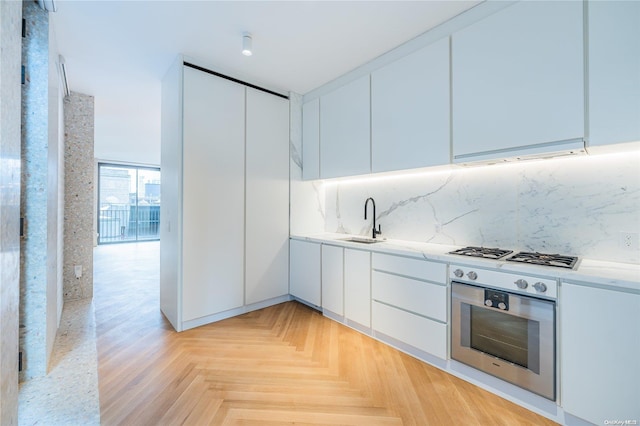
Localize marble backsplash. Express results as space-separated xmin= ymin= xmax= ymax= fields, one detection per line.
xmin=322 ymin=152 xmax=640 ymax=264
xmin=289 ymin=93 xmax=326 ymax=236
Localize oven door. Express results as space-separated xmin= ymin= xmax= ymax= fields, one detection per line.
xmin=451 ymin=281 xmax=556 ymax=400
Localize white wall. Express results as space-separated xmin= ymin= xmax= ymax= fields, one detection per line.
xmin=93 ymin=88 xmax=161 ymax=166
xmin=159 ymin=56 xmax=183 ymax=330
xmin=289 ymin=92 xmax=325 ymax=236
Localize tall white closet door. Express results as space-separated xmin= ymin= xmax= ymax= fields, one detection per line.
xmin=182 ymin=67 xmax=245 ymax=321
xmin=245 ymin=88 xmax=290 ymax=305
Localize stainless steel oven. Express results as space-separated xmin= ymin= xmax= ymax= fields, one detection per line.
xmin=450 ymin=266 xmax=557 ymax=400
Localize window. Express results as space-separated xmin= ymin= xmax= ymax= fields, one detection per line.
xmin=97 ymin=163 xmax=161 ymax=244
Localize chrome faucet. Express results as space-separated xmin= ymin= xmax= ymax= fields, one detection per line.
xmin=364 ymin=197 xmax=382 ymax=239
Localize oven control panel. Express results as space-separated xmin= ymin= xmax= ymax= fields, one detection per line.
xmin=449 ymin=265 xmax=558 ymax=299
xmin=484 ymin=288 xmax=509 ymax=310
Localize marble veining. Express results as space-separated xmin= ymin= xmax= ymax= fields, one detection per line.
xmin=289 ymin=92 xmax=325 ymax=236
xmin=322 ymin=151 xmax=640 ymax=264
xmin=312 ymin=181 xmax=325 ymax=221
xmin=377 ymin=175 xmax=454 ymax=223
xmin=289 ymin=138 xmax=303 ymax=170
xmin=325 ymin=165 xmax=519 ymax=248
xmin=515 ymin=153 xmax=640 ymax=262
xmin=334 ymin=185 xmax=350 ymax=234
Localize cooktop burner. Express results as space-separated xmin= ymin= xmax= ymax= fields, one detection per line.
xmin=448 ymin=246 xmax=513 ymax=260
xmin=507 ymin=251 xmax=578 ymax=269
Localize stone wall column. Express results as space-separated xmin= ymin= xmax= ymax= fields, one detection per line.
xmin=63 ymin=92 xmax=95 ymax=300
xmin=19 ymin=0 xmax=50 ymax=382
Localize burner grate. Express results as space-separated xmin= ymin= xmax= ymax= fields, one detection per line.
xmin=507 ymin=251 xmax=578 ymax=269
xmin=448 ymin=246 xmax=513 ymax=260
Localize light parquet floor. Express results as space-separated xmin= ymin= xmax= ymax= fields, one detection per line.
xmin=94 ymin=241 xmax=557 ymax=425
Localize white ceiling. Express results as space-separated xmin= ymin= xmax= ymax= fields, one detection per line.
xmin=50 ymin=0 xmax=480 ymax=165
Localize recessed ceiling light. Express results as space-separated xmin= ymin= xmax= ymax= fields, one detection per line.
xmin=242 ymin=32 xmax=253 ymax=56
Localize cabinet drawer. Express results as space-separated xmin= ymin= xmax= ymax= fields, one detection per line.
xmin=373 ymin=301 xmax=447 ymax=359
xmin=372 ymin=271 xmax=446 ymax=322
xmin=372 ymin=253 xmax=446 ymax=283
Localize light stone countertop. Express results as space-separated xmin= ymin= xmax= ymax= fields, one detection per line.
xmin=291 ymin=233 xmax=640 ymax=293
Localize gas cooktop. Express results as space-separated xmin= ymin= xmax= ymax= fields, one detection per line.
xmin=448 ymin=246 xmax=579 ymax=269
xmin=448 ymin=246 xmax=513 ymax=260
xmin=505 ymin=251 xmax=578 ymax=269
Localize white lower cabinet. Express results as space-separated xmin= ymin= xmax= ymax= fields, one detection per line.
xmin=372 ymin=301 xmax=447 ymax=360
xmin=373 ymin=252 xmax=446 ymax=282
xmin=290 ymin=244 xmax=450 ymax=363
xmin=560 ymin=282 xmax=640 ymax=424
xmin=372 ymin=271 xmax=446 ymax=322
xmin=344 ymin=249 xmax=371 ymax=328
xmin=289 ymin=240 xmax=321 ymax=307
xmin=321 ymin=245 xmax=344 ymax=316
xmin=371 ymin=253 xmax=448 ymax=360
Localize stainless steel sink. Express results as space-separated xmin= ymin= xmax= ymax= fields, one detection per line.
xmin=340 ymin=236 xmax=382 ymax=244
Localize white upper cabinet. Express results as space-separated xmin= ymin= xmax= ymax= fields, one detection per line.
xmin=452 ymin=1 xmax=584 ymax=163
xmin=302 ymin=98 xmax=320 ymax=180
xmin=320 ymin=75 xmax=371 ymax=178
xmin=588 ymin=0 xmax=640 ymax=150
xmin=372 ymin=37 xmax=450 ymax=172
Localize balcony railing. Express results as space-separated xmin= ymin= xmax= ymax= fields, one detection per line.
xmin=99 ymin=205 xmax=160 ymax=243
